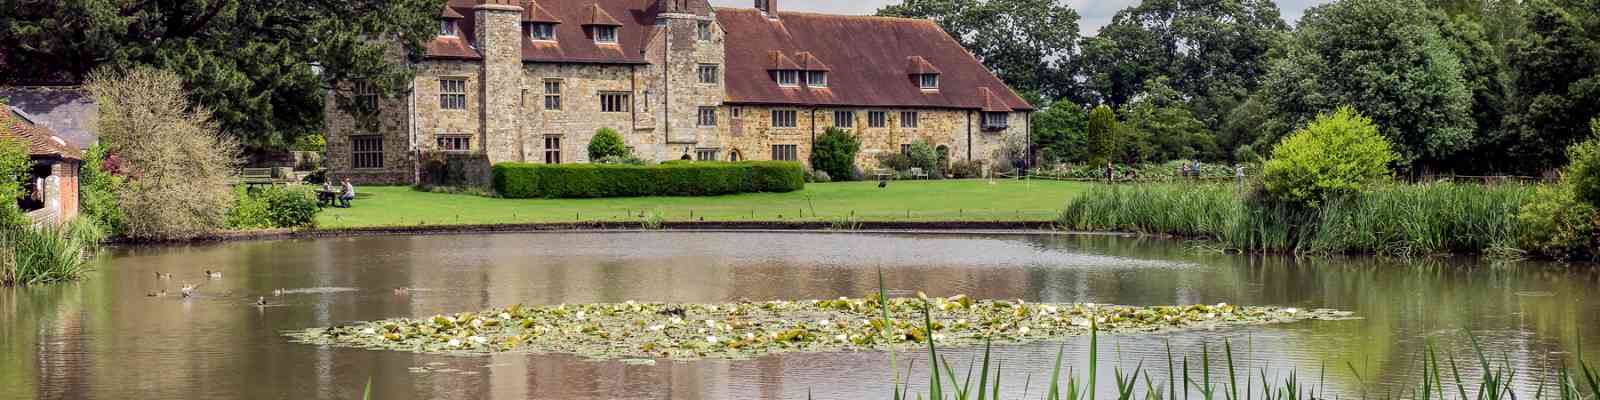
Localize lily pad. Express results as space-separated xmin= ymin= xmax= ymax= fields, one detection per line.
xmin=284 ymin=296 xmax=1352 ymax=361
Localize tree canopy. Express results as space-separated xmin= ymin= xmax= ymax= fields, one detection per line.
xmin=1 ymin=0 xmax=445 ymax=152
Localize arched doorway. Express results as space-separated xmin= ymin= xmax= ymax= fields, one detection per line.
xmin=728 ymin=150 xmax=742 ymax=162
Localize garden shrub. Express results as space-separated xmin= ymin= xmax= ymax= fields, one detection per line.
xmin=0 ymin=136 xmax=32 ymax=228
xmin=1086 ymin=105 xmax=1119 ymax=165
xmin=79 ymin=144 xmax=126 ymax=236
xmin=227 ymin=186 xmax=319 ymax=229
xmin=875 ymin=153 xmax=913 ymax=172
xmin=948 ymin=160 xmax=984 ymax=179
xmin=809 ymin=128 xmax=860 ymax=181
xmin=1567 ymin=119 xmax=1600 ymax=207
xmin=492 ymin=161 xmax=803 ymax=198
xmin=1262 ymin=107 xmax=1396 ymax=208
xmin=907 ymin=140 xmax=938 ymax=174
xmin=588 ymin=128 xmax=628 ymax=161
xmin=810 ymin=169 xmax=832 ymax=183
xmin=1515 ymin=184 xmax=1597 ymax=261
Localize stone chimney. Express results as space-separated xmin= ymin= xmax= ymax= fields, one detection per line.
xmin=475 ymin=0 xmax=523 ymax=164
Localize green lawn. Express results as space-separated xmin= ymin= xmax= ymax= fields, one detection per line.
xmin=316 ymin=179 xmax=1089 ymax=228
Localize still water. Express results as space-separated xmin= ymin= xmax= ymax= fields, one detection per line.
xmin=3 ymin=232 xmax=1597 ymax=399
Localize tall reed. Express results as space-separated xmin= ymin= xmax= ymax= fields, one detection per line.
xmin=1058 ymin=182 xmax=1533 ymax=256
xmin=1 ymin=220 xmax=104 ymax=286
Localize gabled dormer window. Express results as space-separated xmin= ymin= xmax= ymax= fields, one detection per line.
xmin=776 ymin=70 xmax=799 ymax=87
xmin=806 ymin=71 xmax=828 ymax=88
xmin=530 ymin=23 xmax=556 ymax=41
xmin=918 ymin=74 xmax=939 ymax=90
xmin=593 ymin=26 xmax=618 ymax=44
xmin=439 ymin=20 xmax=456 ymax=36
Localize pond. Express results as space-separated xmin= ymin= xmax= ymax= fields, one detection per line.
xmin=2 ymin=232 xmax=1597 ymax=399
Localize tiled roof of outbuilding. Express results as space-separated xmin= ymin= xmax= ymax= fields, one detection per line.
xmin=0 ymin=104 xmax=82 ymax=160
xmin=716 ymin=9 xmax=1032 ymax=111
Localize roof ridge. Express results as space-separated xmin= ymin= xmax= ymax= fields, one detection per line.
xmin=713 ymin=7 xmax=943 ymax=25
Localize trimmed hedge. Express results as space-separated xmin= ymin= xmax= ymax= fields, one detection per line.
xmin=493 ymin=161 xmax=805 ymax=198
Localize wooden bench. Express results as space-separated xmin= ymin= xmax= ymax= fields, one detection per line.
xmin=909 ymin=167 xmax=929 ymax=179
xmin=872 ymin=168 xmax=895 ymax=181
xmin=240 ymin=167 xmax=294 ymax=186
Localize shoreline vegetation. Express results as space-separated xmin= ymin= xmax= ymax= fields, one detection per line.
xmin=1059 ymin=182 xmax=1535 ymax=258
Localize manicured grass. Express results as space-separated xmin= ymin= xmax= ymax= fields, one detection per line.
xmin=316 ymin=179 xmax=1088 ymax=228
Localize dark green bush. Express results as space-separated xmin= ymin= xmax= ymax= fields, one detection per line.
xmin=1567 ymin=119 xmax=1600 ymax=208
xmin=875 ymin=152 xmax=914 ymax=172
xmin=492 ymin=161 xmax=804 ymax=199
xmin=587 ymin=128 xmax=628 ymax=161
xmin=907 ymin=140 xmax=938 ymax=174
xmin=810 ymin=128 xmax=861 ymax=181
xmin=227 ymin=186 xmax=320 ymax=229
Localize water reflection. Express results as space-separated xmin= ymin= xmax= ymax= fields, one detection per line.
xmin=2 ymin=232 xmax=1597 ymax=399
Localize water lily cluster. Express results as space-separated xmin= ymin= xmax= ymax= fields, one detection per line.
xmin=285 ymin=295 xmax=1352 ymax=360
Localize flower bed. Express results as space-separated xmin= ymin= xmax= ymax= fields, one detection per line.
xmin=286 ymin=295 xmax=1351 ymax=360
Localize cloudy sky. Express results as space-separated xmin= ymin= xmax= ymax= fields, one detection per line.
xmin=708 ymin=0 xmax=1336 ymax=35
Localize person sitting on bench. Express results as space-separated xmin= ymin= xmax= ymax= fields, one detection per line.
xmin=338 ymin=178 xmax=356 ymax=208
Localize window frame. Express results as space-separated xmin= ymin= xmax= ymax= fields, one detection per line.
xmin=981 ymin=112 xmax=1010 ymax=130
xmin=698 ymin=64 xmax=719 ymax=84
xmin=439 ymin=78 xmax=467 ymax=110
xmin=918 ymin=74 xmax=940 ymax=90
xmin=543 ymin=79 xmax=562 ymax=111
xmin=437 ymin=134 xmax=471 ymax=152
xmin=868 ymin=111 xmax=887 ymax=128
xmin=599 ymin=91 xmax=630 ymax=113
xmin=530 ymin=23 xmax=557 ymax=41
xmin=731 ymin=107 xmax=743 ymax=119
xmin=543 ymin=135 xmax=562 ymax=164
xmin=351 ymin=136 xmax=385 ymax=169
xmin=771 ymin=144 xmax=798 ymax=161
xmin=771 ymin=109 xmax=798 ymax=128
xmin=354 ymin=82 xmax=379 ymax=112
xmin=775 ymin=70 xmax=799 ymax=87
xmin=697 ymin=21 xmax=713 ymax=41
xmin=439 ymin=20 xmax=456 ymax=37
xmin=900 ymin=111 xmax=919 ymax=128
xmin=697 ymin=107 xmax=718 ymax=127
xmin=833 ymin=110 xmax=854 ymax=128
xmin=696 ymin=148 xmax=719 ymax=161
xmin=593 ymin=26 xmax=619 ymax=44
xmin=806 ymin=71 xmax=828 ymax=88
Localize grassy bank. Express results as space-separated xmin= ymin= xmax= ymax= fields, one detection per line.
xmin=1 ymin=222 xmax=104 ymax=286
xmin=1059 ymin=182 xmax=1534 ymax=256
xmin=316 ymin=180 xmax=1087 ymax=228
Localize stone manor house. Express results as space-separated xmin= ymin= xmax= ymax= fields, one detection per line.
xmin=325 ymin=0 xmax=1034 ymax=185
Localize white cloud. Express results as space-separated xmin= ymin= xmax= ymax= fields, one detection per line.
xmin=708 ymin=0 xmax=1334 ymax=35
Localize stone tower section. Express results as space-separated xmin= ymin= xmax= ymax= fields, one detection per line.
xmin=475 ymin=0 xmax=524 ymax=164
xmin=648 ymin=0 xmax=726 ymax=158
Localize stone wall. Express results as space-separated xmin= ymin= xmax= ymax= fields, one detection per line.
xmin=519 ymin=64 xmax=642 ymax=164
xmin=646 ymin=6 xmax=726 ymax=156
xmin=476 ymin=3 xmax=524 ymax=166
xmin=715 ymin=106 xmax=1030 ymax=173
xmin=323 ymin=60 xmax=417 ymax=185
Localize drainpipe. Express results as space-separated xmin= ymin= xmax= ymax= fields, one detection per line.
xmin=965 ymin=110 xmax=972 ymax=160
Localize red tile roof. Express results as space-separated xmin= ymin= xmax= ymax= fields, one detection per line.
xmin=440 ymin=5 xmax=465 ymax=19
xmin=580 ymin=4 xmax=624 ymax=26
xmin=795 ymin=52 xmax=830 ymax=71
xmin=0 ymin=104 xmax=82 ymax=160
xmin=523 ymin=2 xmax=561 ymax=23
xmin=428 ymin=0 xmax=656 ymax=64
xmin=717 ymin=9 xmax=1032 ymax=111
xmin=767 ymin=51 xmax=800 ymax=70
xmin=906 ymin=56 xmax=941 ymax=75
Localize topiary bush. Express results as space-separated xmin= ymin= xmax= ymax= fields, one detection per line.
xmin=1262 ymin=107 xmax=1397 ymax=208
xmin=587 ymin=128 xmax=628 ymax=161
xmin=492 ymin=161 xmax=804 ymax=198
xmin=1086 ymin=105 xmax=1119 ymax=165
xmin=809 ymin=127 xmax=860 ymax=181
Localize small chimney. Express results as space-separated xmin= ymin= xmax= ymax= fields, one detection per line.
xmin=756 ymin=0 xmax=776 ymax=16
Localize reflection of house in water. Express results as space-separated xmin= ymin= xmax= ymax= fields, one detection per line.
xmin=1 ymin=103 xmax=83 ymax=225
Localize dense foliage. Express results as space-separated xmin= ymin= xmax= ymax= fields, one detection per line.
xmin=0 ymin=0 xmax=446 ymax=152
xmin=1121 ymin=78 xmax=1216 ymax=162
xmin=1263 ymin=108 xmax=1398 ymax=208
xmin=906 ymin=140 xmax=940 ymax=176
xmin=1 ymin=221 xmax=104 ymax=287
xmin=227 ymin=186 xmax=320 ymax=229
xmin=1086 ymin=105 xmax=1119 ymax=165
xmin=0 ymin=137 xmax=32 ymax=227
xmin=809 ymin=128 xmax=861 ymax=181
xmin=79 ymin=144 xmax=126 ymax=236
xmin=493 ymin=161 xmax=804 ymax=199
xmin=587 ymin=128 xmax=629 ymax=162
xmin=87 ymin=67 xmax=241 ymax=240
xmin=1030 ymin=100 xmax=1088 ymax=165
xmin=1570 ymin=120 xmax=1600 ymax=207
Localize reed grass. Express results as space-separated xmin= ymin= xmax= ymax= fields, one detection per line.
xmin=1 ymin=220 xmax=104 ymax=287
xmin=1058 ymin=182 xmax=1534 ymax=256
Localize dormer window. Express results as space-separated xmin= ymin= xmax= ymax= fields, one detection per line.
xmin=919 ymin=74 xmax=939 ymax=90
xmin=439 ymin=20 xmax=456 ymax=36
xmin=593 ymin=26 xmax=619 ymax=44
xmin=776 ymin=70 xmax=799 ymax=87
xmin=530 ymin=23 xmax=556 ymax=41
xmin=806 ymin=71 xmax=828 ymax=88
